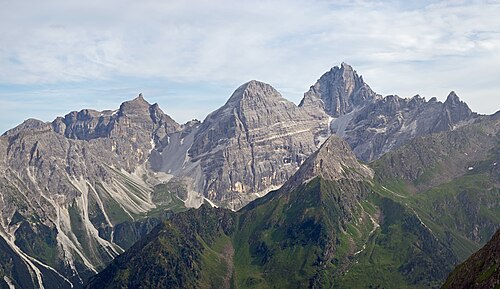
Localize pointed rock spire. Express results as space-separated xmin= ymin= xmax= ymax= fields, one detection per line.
xmin=444 ymin=91 xmax=461 ymax=106
xmin=300 ymin=62 xmax=378 ymax=117
xmin=119 ymin=93 xmax=151 ymax=115
xmin=432 ymin=91 xmax=473 ymax=132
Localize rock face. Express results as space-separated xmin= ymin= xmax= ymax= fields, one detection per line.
xmin=152 ymin=80 xmax=329 ymax=209
xmin=300 ymin=62 xmax=379 ymax=117
xmin=300 ymin=64 xmax=476 ymax=161
xmin=441 ymin=228 xmax=500 ymax=289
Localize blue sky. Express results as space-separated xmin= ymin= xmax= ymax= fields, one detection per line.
xmin=1 ymin=0 xmax=500 ymax=134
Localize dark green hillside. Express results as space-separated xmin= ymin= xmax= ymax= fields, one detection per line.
xmin=86 ymin=206 xmax=236 ymax=289
xmin=441 ymin=228 xmax=499 ymax=289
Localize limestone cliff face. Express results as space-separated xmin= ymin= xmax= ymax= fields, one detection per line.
xmin=300 ymin=62 xmax=379 ymax=117
xmin=181 ymin=80 xmax=329 ymax=208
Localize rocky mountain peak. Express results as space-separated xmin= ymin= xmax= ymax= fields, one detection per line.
xmin=3 ymin=118 xmax=50 ymax=137
xmin=49 ymin=93 xmax=180 ymax=142
xmin=442 ymin=91 xmax=472 ymax=116
xmin=281 ymin=134 xmax=374 ymax=192
xmin=185 ymin=79 xmax=326 ymax=208
xmin=299 ymin=62 xmax=378 ymax=117
xmin=225 ymin=80 xmax=283 ymax=107
xmin=431 ymin=91 xmax=473 ymax=131
xmin=119 ymin=93 xmax=151 ymax=115
xmin=444 ymin=91 xmax=464 ymax=107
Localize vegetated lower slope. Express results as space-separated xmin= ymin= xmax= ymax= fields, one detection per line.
xmin=372 ymin=112 xmax=500 ymax=253
xmin=333 ymin=113 xmax=500 ymax=288
xmin=441 ymin=228 xmax=499 ymax=289
xmin=87 ymin=121 xmax=500 ymax=289
xmin=85 ymin=206 xmax=236 ymax=289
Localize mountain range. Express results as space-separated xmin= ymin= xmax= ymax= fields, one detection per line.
xmin=0 ymin=63 xmax=496 ymax=288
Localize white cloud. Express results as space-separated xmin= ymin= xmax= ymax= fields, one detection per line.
xmin=0 ymin=0 xmax=499 ymax=133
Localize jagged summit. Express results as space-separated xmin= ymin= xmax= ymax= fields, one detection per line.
xmin=119 ymin=93 xmax=152 ymax=115
xmin=444 ymin=91 xmax=466 ymax=107
xmin=431 ymin=91 xmax=474 ymax=131
xmin=281 ymin=134 xmax=373 ymax=193
xmin=300 ymin=62 xmax=378 ymax=117
xmin=442 ymin=91 xmax=472 ymax=115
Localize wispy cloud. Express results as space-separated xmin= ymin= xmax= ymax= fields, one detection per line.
xmin=0 ymin=0 xmax=499 ymax=133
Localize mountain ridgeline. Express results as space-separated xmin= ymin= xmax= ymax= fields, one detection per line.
xmin=0 ymin=63 xmax=495 ymax=288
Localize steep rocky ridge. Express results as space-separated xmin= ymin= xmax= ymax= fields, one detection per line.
xmin=280 ymin=134 xmax=373 ymax=193
xmin=300 ymin=64 xmax=476 ymax=161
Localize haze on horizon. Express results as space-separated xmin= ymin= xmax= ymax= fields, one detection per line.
xmin=1 ymin=0 xmax=499 ymax=134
